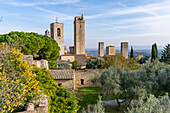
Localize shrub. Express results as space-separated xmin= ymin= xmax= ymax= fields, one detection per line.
xmin=32 ymin=66 xmax=80 ymax=113
xmin=86 ymin=56 xmax=105 ymax=69
xmin=0 ymin=43 xmax=40 ymax=112
xmin=72 ymin=60 xmax=78 ymax=70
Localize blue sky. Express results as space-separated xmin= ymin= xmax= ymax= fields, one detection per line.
xmin=0 ymin=0 xmax=170 ymax=48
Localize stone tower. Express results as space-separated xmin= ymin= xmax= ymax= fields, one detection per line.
xmin=121 ymin=42 xmax=128 ymax=59
xmin=74 ymin=14 xmax=85 ymax=55
xmin=98 ymin=42 xmax=104 ymax=56
xmin=50 ymin=22 xmax=64 ymax=55
xmin=106 ymin=46 xmax=115 ymax=55
xmin=45 ymin=30 xmax=50 ymax=37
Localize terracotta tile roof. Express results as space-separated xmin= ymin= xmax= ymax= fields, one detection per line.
xmin=61 ymin=53 xmax=74 ymax=56
xmin=49 ymin=70 xmax=75 ymax=80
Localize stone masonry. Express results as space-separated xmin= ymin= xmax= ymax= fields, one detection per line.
xmin=74 ymin=14 xmax=85 ymax=55
xmin=106 ymin=46 xmax=115 ymax=55
xmin=98 ymin=42 xmax=104 ymax=56
xmin=121 ymin=42 xmax=128 ymax=59
xmin=50 ymin=22 xmax=64 ymax=55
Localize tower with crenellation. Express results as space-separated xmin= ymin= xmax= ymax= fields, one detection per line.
xmin=50 ymin=22 xmax=64 ymax=55
xmin=74 ymin=14 xmax=85 ymax=55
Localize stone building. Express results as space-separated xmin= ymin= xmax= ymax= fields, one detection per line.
xmin=49 ymin=70 xmax=75 ymax=90
xmin=121 ymin=42 xmax=128 ymax=59
xmin=98 ymin=42 xmax=104 ymax=56
xmin=74 ymin=14 xmax=85 ymax=55
xmin=69 ymin=46 xmax=75 ymax=54
xmin=49 ymin=69 xmax=101 ymax=90
xmin=50 ymin=22 xmax=64 ymax=55
xmin=45 ymin=30 xmax=50 ymax=37
xmin=106 ymin=46 xmax=115 ymax=55
xmin=60 ymin=54 xmax=87 ymax=69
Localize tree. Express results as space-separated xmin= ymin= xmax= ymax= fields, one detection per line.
xmin=0 ymin=32 xmax=60 ymax=69
xmin=161 ymin=44 xmax=170 ymax=64
xmin=0 ymin=43 xmax=40 ymax=112
xmin=58 ymin=62 xmax=71 ymax=69
xmin=152 ymin=43 xmax=158 ymax=60
xmin=93 ymin=66 xmax=143 ymax=110
xmin=103 ymin=55 xmax=127 ymax=69
xmin=138 ymin=56 xmax=150 ymax=64
xmin=127 ymin=93 xmax=170 ymax=113
xmin=130 ymin=46 xmax=134 ymax=58
xmin=72 ymin=60 xmax=78 ymax=70
xmin=32 ymin=66 xmax=80 ymax=113
xmin=86 ymin=56 xmax=105 ymax=69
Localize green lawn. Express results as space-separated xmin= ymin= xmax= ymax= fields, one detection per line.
xmin=76 ymin=87 xmax=127 ymax=113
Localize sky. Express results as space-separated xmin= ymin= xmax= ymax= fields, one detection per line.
xmin=0 ymin=0 xmax=170 ymax=49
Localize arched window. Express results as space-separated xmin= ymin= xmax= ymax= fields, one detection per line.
xmin=57 ymin=28 xmax=61 ymax=37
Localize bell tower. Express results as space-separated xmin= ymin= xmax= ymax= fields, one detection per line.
xmin=50 ymin=22 xmax=64 ymax=55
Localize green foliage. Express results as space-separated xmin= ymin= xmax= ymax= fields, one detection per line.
xmin=140 ymin=59 xmax=170 ymax=95
xmin=103 ymin=55 xmax=140 ymax=70
xmin=82 ymin=96 xmax=105 ymax=113
xmin=103 ymin=55 xmax=127 ymax=69
xmin=72 ymin=60 xmax=78 ymax=70
xmin=86 ymin=56 xmax=105 ymax=69
xmin=0 ymin=31 xmax=60 ymax=69
xmin=57 ymin=62 xmax=71 ymax=69
xmin=126 ymin=58 xmax=140 ymax=70
xmin=32 ymin=66 xmax=79 ymax=113
xmin=161 ymin=44 xmax=170 ymax=64
xmin=138 ymin=56 xmax=150 ymax=64
xmin=152 ymin=43 xmax=158 ymax=60
xmin=127 ymin=93 xmax=170 ymax=113
xmin=0 ymin=43 xmax=40 ymax=112
xmin=130 ymin=46 xmax=134 ymax=58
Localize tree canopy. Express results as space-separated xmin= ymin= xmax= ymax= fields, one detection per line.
xmin=0 ymin=31 xmax=60 ymax=69
xmin=161 ymin=44 xmax=170 ymax=64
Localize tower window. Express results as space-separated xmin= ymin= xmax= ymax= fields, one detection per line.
xmin=57 ymin=28 xmax=61 ymax=37
xmin=81 ymin=79 xmax=84 ymax=85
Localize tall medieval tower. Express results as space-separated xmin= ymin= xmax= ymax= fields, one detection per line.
xmin=50 ymin=22 xmax=64 ymax=55
xmin=74 ymin=14 xmax=85 ymax=55
xmin=121 ymin=42 xmax=128 ymax=59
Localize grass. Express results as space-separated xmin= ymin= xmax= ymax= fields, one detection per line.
xmin=76 ymin=87 xmax=127 ymax=113
xmin=77 ymin=87 xmax=102 ymax=110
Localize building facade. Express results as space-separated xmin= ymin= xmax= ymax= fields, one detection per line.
xmin=121 ymin=42 xmax=128 ymax=59
xmin=74 ymin=14 xmax=85 ymax=55
xmin=50 ymin=22 xmax=64 ymax=55
xmin=106 ymin=46 xmax=115 ymax=55
xmin=98 ymin=42 xmax=104 ymax=56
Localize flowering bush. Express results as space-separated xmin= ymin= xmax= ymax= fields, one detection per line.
xmin=0 ymin=43 xmax=41 ymax=112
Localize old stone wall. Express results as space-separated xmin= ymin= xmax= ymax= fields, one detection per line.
xmin=75 ymin=69 xmax=101 ymax=89
xmin=54 ymin=79 xmax=75 ymax=90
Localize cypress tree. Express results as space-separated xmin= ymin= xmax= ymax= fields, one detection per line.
xmin=152 ymin=43 xmax=158 ymax=60
xmin=130 ymin=46 xmax=134 ymax=58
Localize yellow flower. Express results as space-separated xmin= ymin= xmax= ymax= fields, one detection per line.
xmin=3 ymin=106 xmax=7 ymax=109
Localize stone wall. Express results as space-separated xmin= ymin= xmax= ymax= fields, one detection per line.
xmin=75 ymin=69 xmax=101 ymax=89
xmin=54 ymin=79 xmax=75 ymax=90
xmin=23 ymin=55 xmax=49 ymax=70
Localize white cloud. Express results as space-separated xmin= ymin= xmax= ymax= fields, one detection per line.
xmin=8 ymin=0 xmax=80 ymax=6
xmin=85 ymin=0 xmax=170 ymax=19
xmin=35 ymin=7 xmax=73 ymax=21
